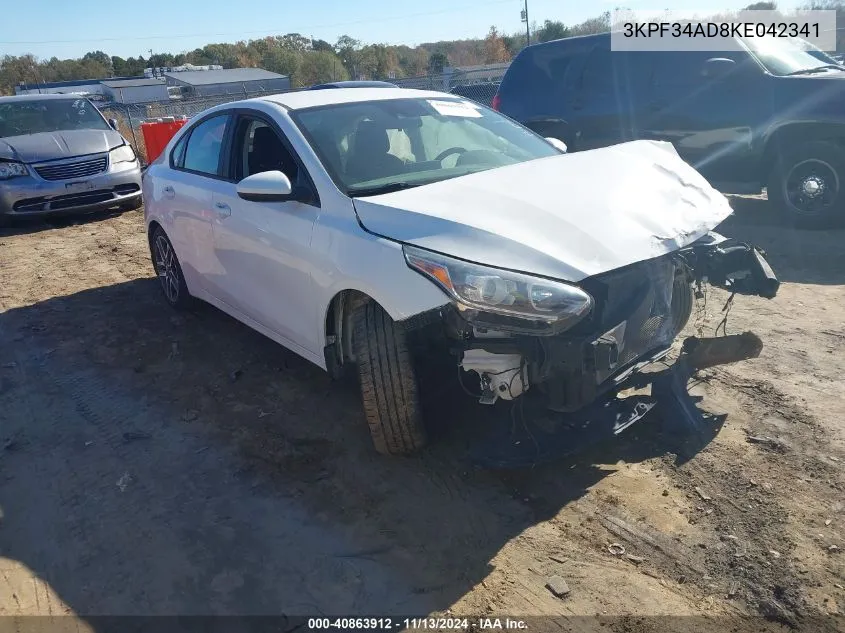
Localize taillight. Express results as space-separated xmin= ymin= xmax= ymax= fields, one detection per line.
xmin=491 ymin=93 xmax=501 ymax=111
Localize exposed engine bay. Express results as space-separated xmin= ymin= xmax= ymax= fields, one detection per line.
xmin=428 ymin=233 xmax=779 ymax=412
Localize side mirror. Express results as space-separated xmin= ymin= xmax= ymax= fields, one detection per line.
xmin=236 ymin=170 xmax=293 ymax=202
xmin=108 ymin=118 xmax=119 ymax=131
xmin=702 ymin=57 xmax=736 ymax=79
xmin=545 ymin=137 xmax=568 ymax=153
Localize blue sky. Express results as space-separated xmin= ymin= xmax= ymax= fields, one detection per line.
xmin=2 ymin=0 xmax=783 ymax=60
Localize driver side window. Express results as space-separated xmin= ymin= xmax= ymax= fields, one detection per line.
xmin=234 ymin=117 xmax=300 ymax=183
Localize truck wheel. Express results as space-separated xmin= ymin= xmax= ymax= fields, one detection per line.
xmin=768 ymin=141 xmax=845 ymax=228
xmin=352 ymin=301 xmax=427 ymax=455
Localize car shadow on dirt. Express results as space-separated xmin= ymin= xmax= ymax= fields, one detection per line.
xmin=0 ymin=277 xmax=723 ymax=624
xmin=0 ymin=208 xmax=129 ymax=237
xmin=721 ymin=196 xmax=845 ymax=285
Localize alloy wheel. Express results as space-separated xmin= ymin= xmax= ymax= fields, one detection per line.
xmin=154 ymin=234 xmax=180 ymax=304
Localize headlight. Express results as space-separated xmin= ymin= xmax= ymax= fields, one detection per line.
xmin=404 ymin=244 xmax=593 ymax=331
xmin=0 ymin=161 xmax=28 ymax=180
xmin=109 ymin=144 xmax=136 ymax=164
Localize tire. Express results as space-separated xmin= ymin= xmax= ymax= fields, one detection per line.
xmin=149 ymin=226 xmax=192 ymax=310
xmin=352 ymin=301 xmax=427 ymax=455
xmin=120 ymin=196 xmax=143 ymax=211
xmin=768 ymin=140 xmax=845 ymax=228
xmin=670 ymin=275 xmax=694 ymax=337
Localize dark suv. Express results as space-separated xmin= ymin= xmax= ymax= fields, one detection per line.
xmin=494 ymin=32 xmax=845 ymax=226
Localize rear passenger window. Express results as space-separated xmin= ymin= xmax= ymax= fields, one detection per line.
xmin=182 ymin=114 xmax=229 ymax=176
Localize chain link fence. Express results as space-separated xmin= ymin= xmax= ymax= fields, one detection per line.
xmin=98 ymin=65 xmax=510 ymax=164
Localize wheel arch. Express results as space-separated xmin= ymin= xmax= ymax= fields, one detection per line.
xmin=761 ymin=122 xmax=845 ymax=179
xmin=147 ymin=219 xmax=163 ymax=250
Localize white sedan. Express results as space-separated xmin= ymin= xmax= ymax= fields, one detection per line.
xmin=143 ymin=88 xmax=779 ymax=455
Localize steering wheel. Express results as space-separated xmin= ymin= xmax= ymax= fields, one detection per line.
xmin=434 ymin=147 xmax=467 ymax=163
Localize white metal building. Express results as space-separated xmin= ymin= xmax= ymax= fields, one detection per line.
xmin=164 ymin=68 xmax=290 ymax=97
xmin=101 ymin=78 xmax=169 ymax=104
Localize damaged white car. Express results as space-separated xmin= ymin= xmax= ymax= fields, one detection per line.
xmin=142 ymin=88 xmax=779 ymax=455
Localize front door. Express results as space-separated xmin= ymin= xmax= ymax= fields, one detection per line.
xmin=636 ymin=50 xmax=763 ymax=184
xmin=208 ymin=113 xmax=321 ymax=358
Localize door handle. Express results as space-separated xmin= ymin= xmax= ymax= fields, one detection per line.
xmin=214 ymin=201 xmax=231 ymax=219
xmin=162 ymin=185 xmax=175 ymax=199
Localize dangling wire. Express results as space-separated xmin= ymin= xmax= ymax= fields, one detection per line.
xmin=714 ymin=292 xmax=736 ymax=337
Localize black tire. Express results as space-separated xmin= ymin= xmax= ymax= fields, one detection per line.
xmin=120 ymin=196 xmax=143 ymax=211
xmin=149 ymin=226 xmax=192 ymax=310
xmin=670 ymin=275 xmax=694 ymax=337
xmin=352 ymin=301 xmax=427 ymax=455
xmin=768 ymin=140 xmax=845 ymax=228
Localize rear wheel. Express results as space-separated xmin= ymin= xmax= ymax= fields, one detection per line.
xmin=352 ymin=301 xmax=427 ymax=455
xmin=768 ymin=141 xmax=845 ymax=228
xmin=150 ymin=226 xmax=192 ymax=310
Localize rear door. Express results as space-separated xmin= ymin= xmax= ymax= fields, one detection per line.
xmin=568 ymin=45 xmax=643 ymax=150
xmin=208 ymin=110 xmax=321 ymax=357
xmin=497 ymin=41 xmax=579 ymax=144
xmin=160 ymin=112 xmax=232 ymax=291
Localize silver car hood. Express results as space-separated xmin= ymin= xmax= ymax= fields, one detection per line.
xmin=0 ymin=129 xmax=124 ymax=163
xmin=352 ymin=140 xmax=733 ymax=282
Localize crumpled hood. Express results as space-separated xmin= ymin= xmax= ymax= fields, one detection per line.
xmin=352 ymin=140 xmax=733 ymax=282
xmin=0 ymin=129 xmax=124 ymax=163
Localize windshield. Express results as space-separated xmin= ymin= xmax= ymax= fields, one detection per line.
xmin=741 ymin=35 xmax=840 ymax=76
xmin=291 ymin=97 xmax=560 ymax=195
xmin=0 ymin=99 xmax=110 ymax=138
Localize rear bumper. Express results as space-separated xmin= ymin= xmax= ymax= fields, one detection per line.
xmin=0 ymin=159 xmax=142 ymax=219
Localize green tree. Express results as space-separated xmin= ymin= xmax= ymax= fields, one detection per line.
xmin=280 ymin=33 xmax=311 ymax=52
xmin=297 ymin=50 xmax=349 ymax=86
xmin=537 ymin=20 xmax=569 ymax=42
xmin=744 ymin=1 xmax=777 ymax=8
xmin=335 ymin=35 xmax=361 ymax=76
xmin=262 ymin=48 xmax=301 ymax=79
xmin=428 ymin=51 xmax=448 ymax=73
xmin=311 ymin=39 xmax=334 ymax=53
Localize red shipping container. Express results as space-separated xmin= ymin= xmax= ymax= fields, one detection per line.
xmin=140 ymin=119 xmax=188 ymax=164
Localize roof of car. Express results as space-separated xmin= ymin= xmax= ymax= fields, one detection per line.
xmin=256 ymin=87 xmax=452 ymax=110
xmin=0 ymin=93 xmax=91 ymax=104
xmin=308 ymin=80 xmax=398 ymax=90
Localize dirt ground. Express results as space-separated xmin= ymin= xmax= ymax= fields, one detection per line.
xmin=1 ymin=197 xmax=844 ymax=632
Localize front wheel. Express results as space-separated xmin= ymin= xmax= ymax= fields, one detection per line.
xmin=352 ymin=301 xmax=427 ymax=455
xmin=768 ymin=141 xmax=845 ymax=228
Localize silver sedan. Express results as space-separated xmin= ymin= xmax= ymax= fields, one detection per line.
xmin=0 ymin=94 xmax=142 ymax=226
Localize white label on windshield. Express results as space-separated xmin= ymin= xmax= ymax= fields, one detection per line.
xmin=427 ymin=99 xmax=482 ymax=118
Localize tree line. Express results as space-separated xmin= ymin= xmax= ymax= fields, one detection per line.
xmin=4 ymin=0 xmax=844 ymax=95
xmin=0 ymin=13 xmax=612 ymax=95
